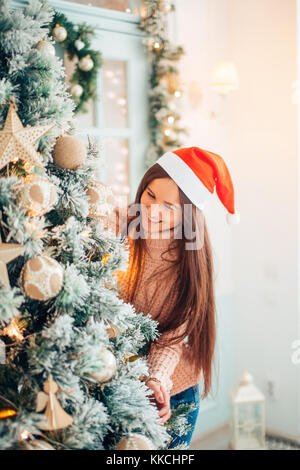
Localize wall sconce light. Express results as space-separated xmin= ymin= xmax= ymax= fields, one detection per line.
xmin=210 ymin=61 xmax=239 ymax=122
xmin=211 ymin=61 xmax=239 ymax=95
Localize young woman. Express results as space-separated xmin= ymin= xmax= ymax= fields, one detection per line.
xmin=112 ymin=146 xmax=239 ymax=449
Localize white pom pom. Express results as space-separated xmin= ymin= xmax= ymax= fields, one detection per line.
xmin=226 ymin=211 xmax=240 ymax=224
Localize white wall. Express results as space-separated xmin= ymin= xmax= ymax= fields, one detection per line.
xmin=228 ymin=0 xmax=299 ymax=440
xmin=175 ymin=0 xmax=300 ymax=441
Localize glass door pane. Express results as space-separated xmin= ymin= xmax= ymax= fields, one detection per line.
xmin=102 ymin=60 xmax=128 ymax=128
xmin=104 ymin=137 xmax=130 ymax=206
xmin=100 ymin=57 xmax=130 ymax=205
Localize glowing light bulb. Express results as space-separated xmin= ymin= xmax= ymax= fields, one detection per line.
xmin=117 ymin=98 xmax=126 ymax=106
xmin=80 ymin=229 xmax=91 ymax=239
xmin=167 ymin=115 xmax=175 ymax=124
xmin=164 ymin=129 xmax=171 ymax=136
xmin=20 ymin=430 xmax=30 ymax=440
xmin=3 ymin=319 xmax=24 ymax=341
xmin=117 ymin=173 xmax=126 ymax=182
xmin=174 ymin=90 xmax=182 ymax=98
xmin=104 ymin=70 xmax=114 ymax=78
xmin=154 ymin=42 xmax=161 ymax=49
xmin=115 ymin=162 xmax=126 ymax=171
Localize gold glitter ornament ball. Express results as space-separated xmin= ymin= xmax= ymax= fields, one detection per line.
xmin=88 ymin=347 xmax=117 ymax=383
xmin=52 ymin=134 xmax=87 ymax=170
xmin=18 ymin=174 xmax=57 ymax=216
xmin=86 ymin=180 xmax=115 ymax=218
xmin=115 ymin=434 xmax=155 ymax=450
xmin=21 ymin=255 xmax=63 ymax=301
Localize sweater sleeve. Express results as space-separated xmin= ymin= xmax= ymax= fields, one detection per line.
xmin=146 ymin=321 xmax=188 ymax=395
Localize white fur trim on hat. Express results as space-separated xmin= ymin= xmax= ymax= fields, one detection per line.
xmin=156 ymin=151 xmax=213 ymax=210
xmin=226 ymin=211 xmax=240 ymax=224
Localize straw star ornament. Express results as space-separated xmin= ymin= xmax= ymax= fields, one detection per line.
xmin=0 ymin=97 xmax=55 ymax=170
xmin=0 ymin=234 xmax=24 ymax=287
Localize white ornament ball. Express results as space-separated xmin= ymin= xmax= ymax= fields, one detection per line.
xmin=52 ymin=25 xmax=67 ymax=42
xmin=78 ymin=55 xmax=94 ymax=72
xmin=89 ymin=347 xmax=117 ymax=383
xmin=74 ymin=39 xmax=85 ymax=51
xmin=21 ymin=255 xmax=64 ymax=301
xmin=36 ymin=39 xmax=56 ymax=56
xmin=53 ymin=134 xmax=87 ymax=170
xmin=18 ymin=174 xmax=57 ymax=217
xmin=115 ymin=434 xmax=155 ymax=450
xmin=86 ymin=180 xmax=115 ymax=218
xmin=70 ymin=84 xmax=83 ymax=98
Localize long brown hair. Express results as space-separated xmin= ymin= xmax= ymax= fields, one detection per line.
xmin=120 ymin=163 xmax=217 ymax=400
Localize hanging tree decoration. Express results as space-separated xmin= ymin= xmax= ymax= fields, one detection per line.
xmin=85 ymin=180 xmax=116 ymax=219
xmin=36 ymin=375 xmax=74 ymax=431
xmin=35 ymin=38 xmax=56 ymax=56
xmin=139 ymin=1 xmax=187 ymax=168
xmin=0 ymin=97 xmax=55 ymax=172
xmin=49 ymin=12 xmax=102 ymax=114
xmin=0 ymin=234 xmax=24 ymax=288
xmin=17 ymin=174 xmax=57 ymax=217
xmin=87 ymin=347 xmax=117 ymax=384
xmin=52 ymin=134 xmax=87 ymax=170
xmin=21 ymin=255 xmax=64 ymax=301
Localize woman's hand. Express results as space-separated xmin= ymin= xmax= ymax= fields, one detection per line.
xmin=146 ymin=379 xmax=171 ymax=424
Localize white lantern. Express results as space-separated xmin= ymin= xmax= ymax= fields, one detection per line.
xmin=229 ymin=370 xmax=266 ymax=450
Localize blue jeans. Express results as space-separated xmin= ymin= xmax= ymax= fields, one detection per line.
xmin=166 ymin=383 xmax=200 ymax=450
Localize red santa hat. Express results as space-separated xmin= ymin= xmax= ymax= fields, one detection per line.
xmin=156 ymin=146 xmax=240 ymax=224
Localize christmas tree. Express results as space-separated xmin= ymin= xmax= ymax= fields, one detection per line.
xmin=0 ymin=0 xmax=171 ymax=450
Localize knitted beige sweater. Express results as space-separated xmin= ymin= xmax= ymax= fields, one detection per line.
xmin=113 ymin=207 xmax=203 ymax=397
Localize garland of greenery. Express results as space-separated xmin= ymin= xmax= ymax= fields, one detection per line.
xmin=49 ymin=11 xmax=102 ymax=114
xmin=139 ymin=0 xmax=187 ymax=169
